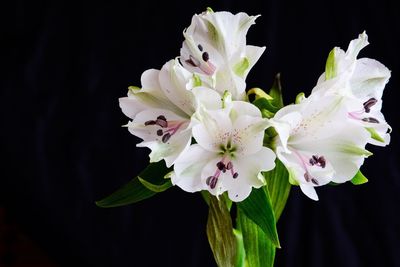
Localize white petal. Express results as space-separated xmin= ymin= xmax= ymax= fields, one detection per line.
xmin=172 ymin=144 xmax=217 ymax=192
xmin=119 ymin=96 xmax=149 ymax=119
xmin=300 ymin=184 xmax=319 ymax=201
xmin=159 ymin=59 xmax=196 ymax=116
xmin=243 ymin=45 xmax=266 ymax=79
xmin=229 ymin=148 xmax=275 ymax=201
xmin=350 ymin=58 xmax=391 ymax=100
xmin=232 ymin=115 xmax=268 ymax=156
xmin=191 ymin=87 xmax=222 ymax=110
xmin=139 ymin=129 xmax=192 ymax=168
xmin=140 ymin=69 xmax=169 ymax=103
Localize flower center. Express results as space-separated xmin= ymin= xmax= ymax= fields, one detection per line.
xmin=206 ymin=157 xmax=239 ymax=189
xmin=144 ymin=115 xmax=186 ymax=143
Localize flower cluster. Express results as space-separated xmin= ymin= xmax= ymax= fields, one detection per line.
xmin=119 ymin=9 xmax=391 ymax=201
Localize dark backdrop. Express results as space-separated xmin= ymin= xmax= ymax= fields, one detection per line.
xmin=3 ymin=1 xmax=400 ymax=266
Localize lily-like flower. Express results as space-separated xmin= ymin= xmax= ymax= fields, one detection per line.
xmin=312 ymin=32 xmax=391 ymax=146
xmin=119 ymin=59 xmax=221 ymax=167
xmin=180 ymin=9 xmax=266 ymax=100
xmin=171 ymin=100 xmax=276 ymax=202
xmin=270 ymin=94 xmax=371 ymax=200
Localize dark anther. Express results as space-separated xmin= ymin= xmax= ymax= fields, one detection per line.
xmin=198 ymin=44 xmax=203 ymax=51
xmin=233 ymin=172 xmax=239 ymax=179
xmin=209 ymin=177 xmax=218 ymax=189
xmin=144 ymin=120 xmax=156 ymax=126
xmin=206 ymin=176 xmax=213 ymax=185
xmin=156 ymin=129 xmax=163 ymax=136
xmin=156 ymin=119 xmax=168 ymax=128
xmin=311 ymin=178 xmax=319 ymax=185
xmin=318 ymin=156 xmax=326 ymax=168
xmin=162 ymin=133 xmax=171 ymax=143
xmin=226 ymin=162 xmax=233 ymax=170
xmin=304 ymin=172 xmax=311 ymax=182
xmin=202 ymin=52 xmax=209 ymax=62
xmin=310 ymin=155 xmax=326 ymax=168
xmin=309 ymin=155 xmax=318 ymax=165
xmin=362 ymin=117 xmax=380 ymax=123
xmin=157 ymin=115 xmax=167 ymax=121
xmin=216 ymin=161 xmax=225 ymax=171
xmin=363 ymin=98 xmax=378 ymax=113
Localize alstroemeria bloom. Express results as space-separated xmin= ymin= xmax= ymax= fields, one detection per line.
xmin=172 ymin=101 xmax=276 ymax=201
xmin=119 ymin=59 xmax=221 ymax=167
xmin=313 ymin=32 xmax=391 ymax=146
xmin=270 ymin=95 xmax=371 ymax=200
xmin=180 ymin=9 xmax=266 ymax=100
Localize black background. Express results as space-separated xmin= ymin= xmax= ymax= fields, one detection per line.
xmin=3 ymin=1 xmax=400 ymax=266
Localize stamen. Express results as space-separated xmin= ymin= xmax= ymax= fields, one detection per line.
xmin=144 ymin=120 xmax=156 ymax=126
xmin=198 ymin=44 xmax=203 ymax=51
xmin=309 ymin=155 xmax=326 ymax=168
xmin=362 ymin=117 xmax=380 ymax=123
xmin=162 ymin=133 xmax=171 ymax=143
xmin=304 ymin=172 xmax=311 ymax=182
xmin=157 ymin=115 xmax=167 ymax=121
xmin=233 ymin=172 xmax=238 ymax=179
xmin=202 ymin=52 xmax=209 ymax=62
xmin=363 ymin=98 xmax=377 ymax=113
xmin=226 ymin=162 xmax=233 ymax=170
xmin=309 ymin=155 xmax=318 ymax=165
xmin=156 ymin=119 xmax=168 ymax=128
xmin=311 ymin=178 xmax=319 ymax=185
xmin=216 ymin=161 xmax=225 ymax=171
xmin=206 ymin=176 xmax=218 ymax=189
xmin=318 ymin=156 xmax=326 ymax=168
xmin=156 ymin=129 xmax=163 ymax=136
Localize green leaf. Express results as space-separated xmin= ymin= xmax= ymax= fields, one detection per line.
xmin=238 ymin=209 xmax=275 ymax=267
xmin=95 ymin=161 xmax=171 ymax=208
xmin=234 ymin=57 xmax=250 ymax=77
xmin=264 ymin=159 xmax=292 ymax=221
xmin=207 ymin=195 xmax=237 ymax=267
xmin=351 ymin=170 xmax=368 ymax=185
xmin=201 ymin=190 xmax=211 ymax=206
xmin=269 ymin=73 xmax=284 ymax=109
xmin=325 ymin=48 xmax=337 ymax=80
xmin=366 ymin=127 xmax=385 ymax=143
xmin=233 ymin=229 xmax=246 ymax=267
xmin=252 ymin=97 xmax=280 ymax=115
xmin=237 ymin=188 xmax=280 ymax=247
xmin=138 ymin=177 xmax=172 ymax=193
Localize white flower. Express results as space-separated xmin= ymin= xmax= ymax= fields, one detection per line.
xmin=119 ymin=59 xmax=221 ymax=167
xmin=270 ymin=95 xmax=371 ymax=200
xmin=313 ymin=32 xmax=391 ymax=146
xmin=171 ymin=100 xmax=276 ymax=202
xmin=180 ymin=9 xmax=265 ymax=100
